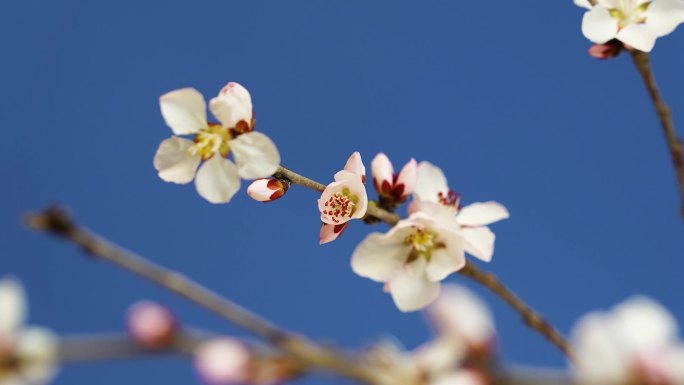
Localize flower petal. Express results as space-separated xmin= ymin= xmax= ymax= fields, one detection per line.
xmin=351 ymin=231 xmax=411 ymax=281
xmin=154 ymin=137 xmax=201 ymax=184
xmin=414 ymin=161 xmax=449 ymax=204
xmin=320 ymin=222 xmax=348 ymax=244
xmin=195 ymin=156 xmax=241 ymax=204
xmin=209 ymin=82 xmax=253 ymax=129
xmin=581 ymin=6 xmax=619 ymax=44
xmin=426 ymin=285 xmax=495 ymax=346
xmin=195 ymin=338 xmax=250 ymax=385
xmin=230 ymin=132 xmax=280 ymax=179
xmin=612 ymin=296 xmax=678 ymax=353
xmin=344 ymin=151 xmax=366 ymax=182
xmin=396 ymin=158 xmax=418 ymax=198
xmin=617 ymin=23 xmax=659 ymax=52
xmin=388 ymin=259 xmax=440 ymax=312
xmin=159 ymin=88 xmax=207 ymax=135
xmin=16 ymin=327 xmax=59 ymax=385
xmin=371 ymin=153 xmax=394 ymax=193
xmin=425 ymin=230 xmax=465 ymax=281
xmin=0 ymin=278 xmax=26 ymax=335
xmin=460 ymin=226 xmax=496 ymax=262
xmin=571 ymin=313 xmax=629 ymax=384
xmin=457 ymin=201 xmax=509 ymax=227
xmin=647 ymin=0 xmax=684 ymax=36
xmin=574 ymin=0 xmax=593 ymax=9
xmin=431 ymin=370 xmax=484 ymax=385
xmin=246 ymin=178 xmax=288 ymax=202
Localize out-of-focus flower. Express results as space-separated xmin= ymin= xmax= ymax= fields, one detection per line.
xmin=571 ymin=296 xmax=684 ymax=384
xmin=575 ymin=0 xmax=684 ymax=52
xmin=371 ymin=153 xmax=417 ymax=206
xmin=247 ymin=178 xmax=290 ymax=202
xmin=195 ymin=338 xmax=251 ymax=385
xmin=351 ymin=212 xmax=464 ymax=312
xmin=0 ymin=278 xmax=58 ymax=385
xmin=154 ymin=82 xmax=280 ymax=204
xmin=319 ymin=152 xmax=368 ymax=244
xmin=412 ymin=161 xmax=509 ymax=263
xmin=425 ymin=285 xmax=496 ymax=357
xmin=126 ymin=301 xmax=176 ymax=349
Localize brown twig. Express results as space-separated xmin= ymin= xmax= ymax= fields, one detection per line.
xmin=25 ymin=207 xmax=382 ymax=385
xmin=275 ymin=166 xmax=576 ymax=361
xmin=629 ymin=50 xmax=684 ymax=219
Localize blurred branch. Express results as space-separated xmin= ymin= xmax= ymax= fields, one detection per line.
xmin=629 ymin=50 xmax=684 ymax=219
xmin=26 ymin=207 xmax=382 ymax=385
xmin=275 ymin=166 xmax=575 ymax=362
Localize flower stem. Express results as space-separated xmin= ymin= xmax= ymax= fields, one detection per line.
xmin=276 ymin=166 xmax=575 ymax=361
xmin=629 ymin=50 xmax=684 ymax=219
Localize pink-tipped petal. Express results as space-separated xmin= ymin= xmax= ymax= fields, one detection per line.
xmin=320 ymin=222 xmax=348 ymax=244
xmin=126 ymin=301 xmax=176 ymax=349
xmin=343 ymin=151 xmax=366 ymax=183
xmin=395 ymin=158 xmax=418 ymax=199
xmin=371 ymin=153 xmax=394 ymax=194
xmin=209 ymin=82 xmax=253 ymax=130
xmin=247 ymin=178 xmax=288 ymax=202
xmin=195 ymin=338 xmax=251 ymax=385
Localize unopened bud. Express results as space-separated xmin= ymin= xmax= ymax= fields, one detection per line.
xmin=126 ymin=301 xmax=177 ymax=349
xmin=588 ymin=40 xmax=622 ymax=60
xmin=195 ymin=338 xmax=251 ymax=385
xmin=247 ymin=178 xmax=289 ymax=202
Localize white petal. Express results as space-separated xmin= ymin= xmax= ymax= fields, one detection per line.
xmin=209 ymin=82 xmax=253 ymax=129
xmin=427 ymin=285 xmax=495 ymax=346
xmin=409 ymin=201 xmax=460 ymax=232
xmin=457 ymin=201 xmax=509 ymax=227
xmin=351 ymin=231 xmax=411 ymax=281
xmin=371 ymin=153 xmax=394 ymax=191
xmin=574 ymin=0 xmax=593 ymax=9
xmin=153 ymin=137 xmax=201 ymax=184
xmin=582 ymin=6 xmax=619 ymax=44
xmin=612 ymin=296 xmax=678 ymax=353
xmin=230 ymin=132 xmax=280 ymax=179
xmin=159 ymin=88 xmax=208 ymax=135
xmin=460 ymin=226 xmax=495 ymax=262
xmin=617 ymin=22 xmax=659 ymax=52
xmin=0 ymin=278 xmax=26 ymax=335
xmin=396 ymin=158 xmax=418 ymax=197
xmin=425 ymin=230 xmax=465 ymax=282
xmin=432 ymin=370 xmax=484 ymax=385
xmin=413 ymin=339 xmax=466 ymax=375
xmin=195 ymin=338 xmax=250 ymax=385
xmin=571 ymin=312 xmax=629 ymax=383
xmin=388 ymin=259 xmax=440 ymax=312
xmin=16 ymin=327 xmax=59 ymax=385
xmin=195 ymin=156 xmax=241 ymax=204
xmin=647 ymin=0 xmax=684 ymax=36
xmin=414 ymin=161 xmax=450 ymax=203
xmin=344 ymin=151 xmax=366 ymax=182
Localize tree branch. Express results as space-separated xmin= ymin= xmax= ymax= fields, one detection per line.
xmin=629 ymin=50 xmax=684 ymax=219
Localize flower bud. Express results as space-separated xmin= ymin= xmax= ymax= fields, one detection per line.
xmin=588 ymin=40 xmax=622 ymax=60
xmin=247 ymin=178 xmax=289 ymax=202
xmin=126 ymin=301 xmax=177 ymax=349
xmin=195 ymin=338 xmax=251 ymax=385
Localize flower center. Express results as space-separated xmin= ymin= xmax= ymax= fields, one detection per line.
xmin=609 ymin=0 xmax=650 ymax=30
xmin=404 ymin=228 xmax=442 ymax=262
xmin=321 ymin=187 xmax=359 ymax=223
xmin=188 ymin=123 xmax=231 ymax=160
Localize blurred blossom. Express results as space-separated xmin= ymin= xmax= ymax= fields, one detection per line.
xmin=371 ymin=153 xmax=417 ymax=206
xmin=0 ymin=278 xmax=58 ymax=385
xmin=319 ymin=152 xmax=368 ymax=244
xmin=351 ymin=212 xmax=465 ymax=312
xmin=154 ymin=82 xmax=280 ymax=203
xmin=571 ymin=296 xmax=684 ymax=384
xmin=575 ymin=0 xmax=684 ymax=52
xmin=126 ymin=301 xmax=176 ymax=349
xmin=247 ymin=178 xmax=290 ymax=202
xmin=430 ymin=370 xmax=486 ymax=385
xmin=195 ymin=338 xmax=251 ymax=385
xmin=412 ymin=161 xmax=509 ymax=263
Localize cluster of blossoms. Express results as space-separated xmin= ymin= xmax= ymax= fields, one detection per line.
xmin=575 ymin=0 xmax=684 ymax=55
xmin=154 ymin=82 xmax=280 ymax=204
xmin=0 ymin=278 xmax=57 ymax=385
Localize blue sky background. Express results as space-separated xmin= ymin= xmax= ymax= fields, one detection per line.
xmin=2 ymin=1 xmax=684 ymax=384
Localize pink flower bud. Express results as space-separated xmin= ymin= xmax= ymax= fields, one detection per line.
xmin=588 ymin=40 xmax=622 ymax=60
xmin=371 ymin=153 xmax=417 ymax=204
xmin=371 ymin=153 xmax=394 ymax=195
xmin=247 ymin=178 xmax=289 ymax=202
xmin=195 ymin=338 xmax=251 ymax=385
xmin=395 ymin=158 xmax=417 ymax=200
xmin=126 ymin=301 xmax=176 ymax=349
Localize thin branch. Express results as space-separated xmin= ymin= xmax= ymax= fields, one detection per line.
xmin=276 ymin=165 xmax=575 ymax=361
xmin=629 ymin=50 xmax=684 ymax=219
xmin=25 ymin=207 xmax=382 ymax=385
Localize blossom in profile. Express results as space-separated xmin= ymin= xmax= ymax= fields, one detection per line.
xmin=319 ymin=152 xmax=368 ymax=244
xmin=0 ymin=278 xmax=58 ymax=385
xmin=371 ymin=153 xmax=417 ymax=206
xmin=246 ymin=178 xmax=289 ymax=202
xmin=412 ymin=161 xmax=509 ymax=263
xmin=575 ymin=0 xmax=684 ymax=52
xmin=351 ymin=212 xmax=465 ymax=312
xmin=154 ymin=82 xmax=280 ymax=204
xmin=195 ymin=338 xmax=251 ymax=385
xmin=570 ymin=296 xmax=684 ymax=384
xmin=126 ymin=301 xmax=177 ymax=349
